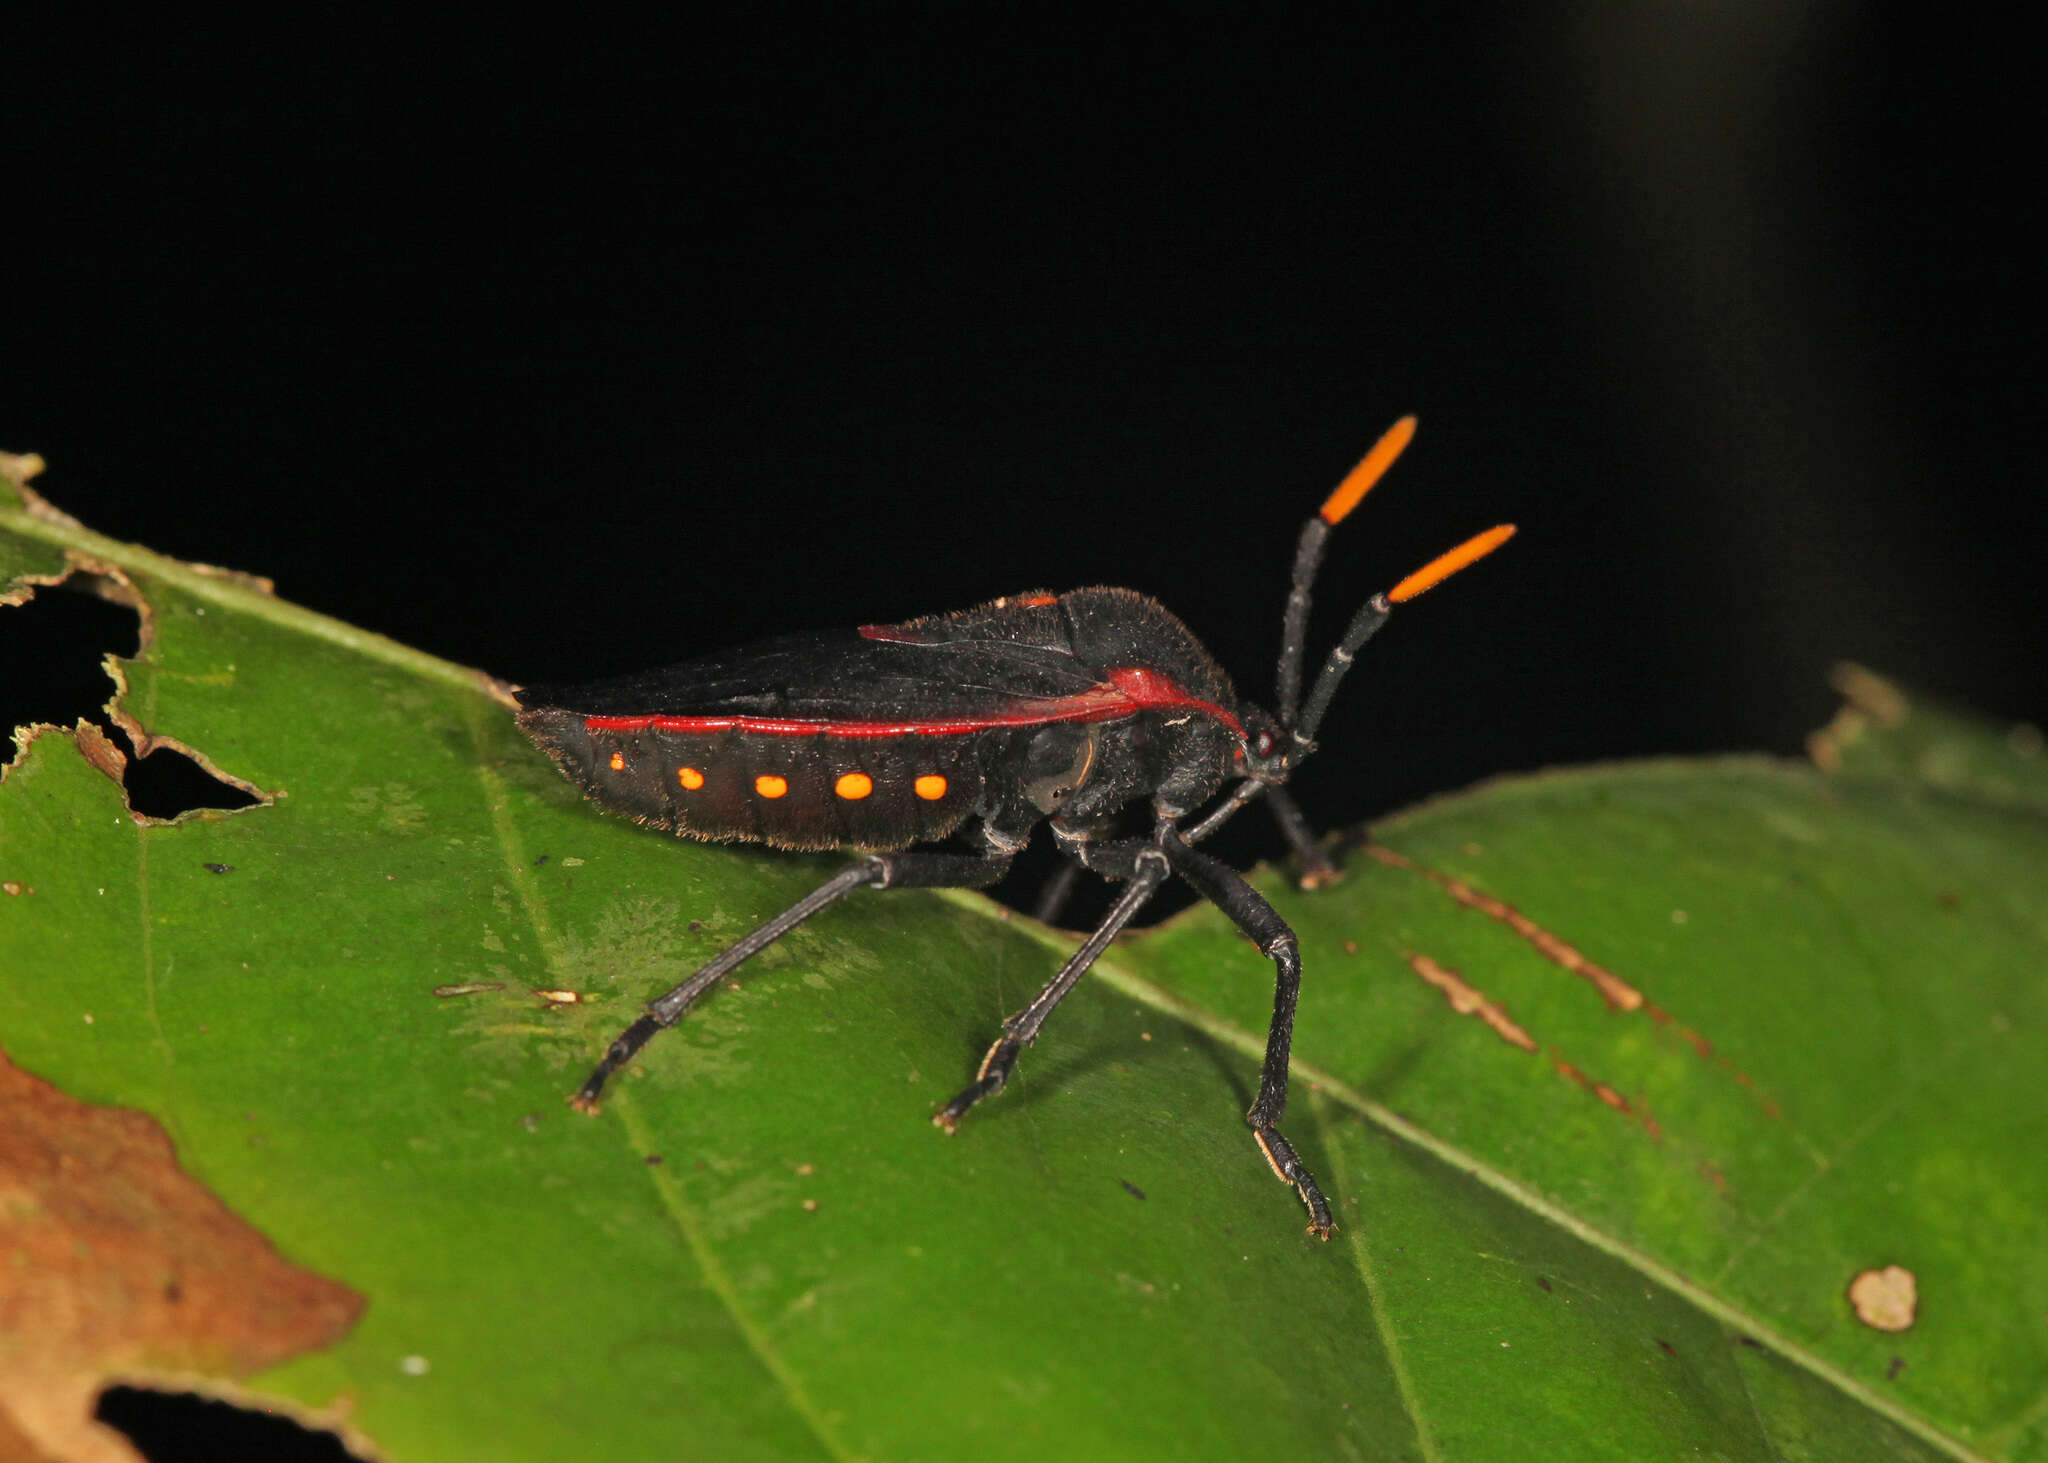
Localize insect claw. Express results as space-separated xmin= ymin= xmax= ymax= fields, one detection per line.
xmin=568 ymin=1093 xmax=603 ymax=1116
xmin=931 ymin=1111 xmax=960 ymax=1136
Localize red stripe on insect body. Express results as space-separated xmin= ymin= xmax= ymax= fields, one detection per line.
xmin=582 ymin=668 xmax=1243 ymax=740
xmin=1100 ymin=667 xmax=1245 ymax=737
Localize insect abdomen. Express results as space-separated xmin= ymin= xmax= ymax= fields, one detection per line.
xmin=517 ymin=706 xmax=981 ymax=851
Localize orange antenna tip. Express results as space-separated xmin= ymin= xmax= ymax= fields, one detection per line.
xmin=1387 ymin=524 xmax=1516 ymax=603
xmin=1318 ymin=415 xmax=1417 ymax=526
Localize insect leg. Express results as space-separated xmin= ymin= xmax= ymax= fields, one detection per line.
xmin=572 ymin=849 xmax=1011 ymax=1113
xmin=1158 ymin=826 xmax=1333 ymax=1238
xmin=1030 ymin=858 xmax=1085 ymax=926
xmin=1263 ymin=785 xmax=1341 ymax=889
xmin=935 ymin=844 xmax=1171 ymax=1132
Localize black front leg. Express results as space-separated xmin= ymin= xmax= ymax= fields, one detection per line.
xmin=1158 ymin=825 xmax=1334 ymax=1239
xmin=936 ymin=837 xmax=1171 ymax=1131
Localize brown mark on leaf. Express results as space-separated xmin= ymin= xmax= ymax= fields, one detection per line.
xmin=182 ymin=559 xmax=277 ymax=597
xmin=1402 ymin=952 xmax=1669 ymax=1141
xmin=1832 ymin=664 xmax=1911 ymax=727
xmin=1847 ymin=1265 xmax=1918 ymax=1332
xmin=1807 ymin=664 xmax=1909 ymax=771
xmin=1405 ymin=953 xmax=1537 ymax=1051
xmin=1644 ymin=1002 xmax=1781 ymax=1118
xmin=1552 ymin=1055 xmax=1662 ymax=1140
xmin=1366 ymin=843 xmax=1642 ymax=1010
xmin=1 ymin=451 xmax=78 ymax=531
xmin=73 ymin=721 xmax=131 ymax=785
xmin=1368 ymin=840 xmax=1783 ymax=1122
xmin=0 ymin=1053 xmax=365 ymax=1462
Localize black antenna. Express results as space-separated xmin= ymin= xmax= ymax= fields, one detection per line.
xmin=1275 ymin=416 xmax=1416 ymax=728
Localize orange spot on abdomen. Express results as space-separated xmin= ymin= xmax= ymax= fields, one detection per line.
xmin=835 ymin=771 xmax=873 ymax=800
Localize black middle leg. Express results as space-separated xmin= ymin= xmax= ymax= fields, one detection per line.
xmin=1158 ymin=825 xmax=1333 ymax=1238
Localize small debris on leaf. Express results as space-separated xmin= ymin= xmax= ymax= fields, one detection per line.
xmin=432 ymin=982 xmax=505 ymax=999
xmin=202 ymin=862 xmax=235 ymax=875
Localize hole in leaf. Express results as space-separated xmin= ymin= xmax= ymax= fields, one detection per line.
xmin=95 ymin=1387 xmax=365 ymax=1463
xmin=0 ymin=578 xmax=140 ymax=729
xmin=1 ymin=578 xmax=260 ymax=817
xmin=122 ymin=742 xmax=262 ymax=818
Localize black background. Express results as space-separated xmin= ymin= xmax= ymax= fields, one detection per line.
xmin=7 ymin=15 xmax=2039 ymax=868
xmin=4 ymin=12 xmax=2038 ymax=1459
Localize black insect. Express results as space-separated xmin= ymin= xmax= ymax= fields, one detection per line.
xmin=515 ymin=418 xmax=1513 ymax=1237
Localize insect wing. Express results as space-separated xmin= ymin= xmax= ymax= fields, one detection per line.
xmin=516 ymin=610 xmax=1109 ymax=850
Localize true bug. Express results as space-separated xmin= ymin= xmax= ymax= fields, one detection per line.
xmin=515 ymin=418 xmax=1512 ymax=1237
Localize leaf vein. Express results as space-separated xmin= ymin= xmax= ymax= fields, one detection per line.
xmin=1317 ymin=1094 xmax=1441 ymax=1463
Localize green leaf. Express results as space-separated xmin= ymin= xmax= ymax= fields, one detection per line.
xmin=4 ymin=461 xmax=2043 ymax=1461
xmin=1811 ymin=663 xmax=2048 ymax=813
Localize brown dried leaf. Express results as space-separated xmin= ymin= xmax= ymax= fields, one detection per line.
xmin=0 ymin=1054 xmax=365 ymax=1462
